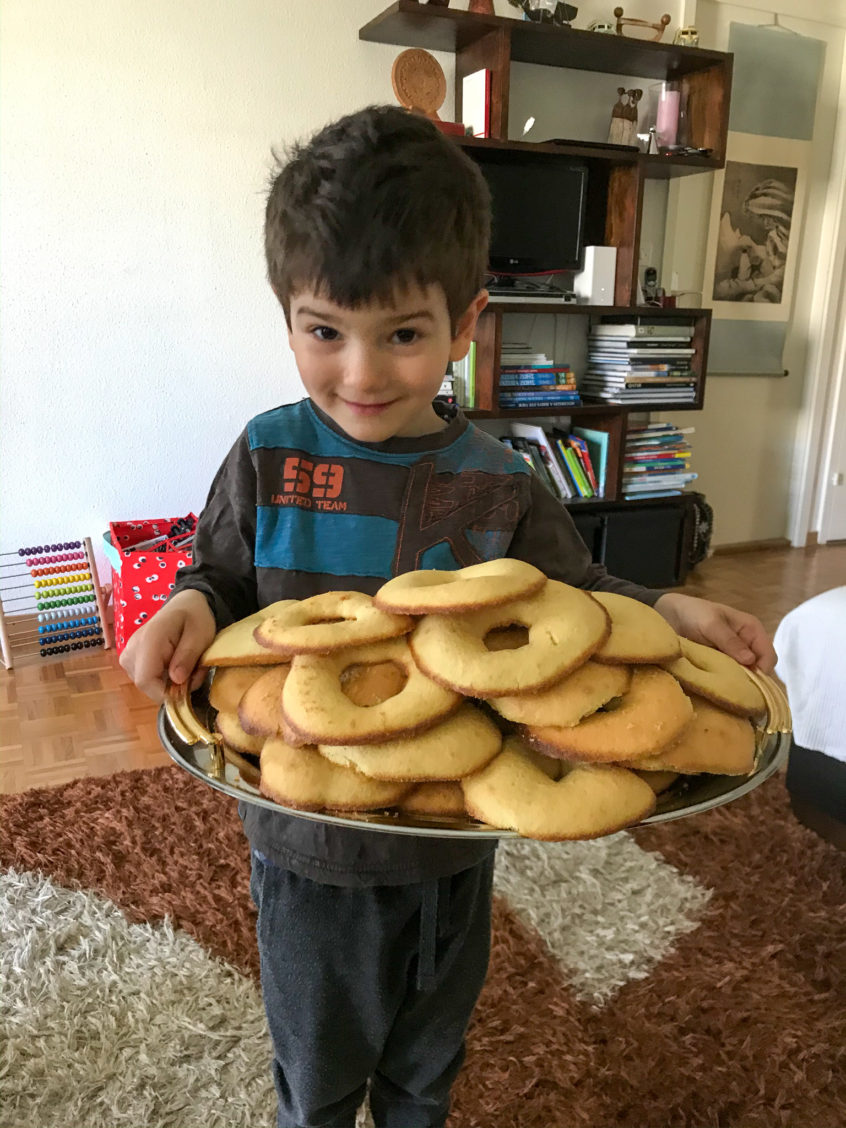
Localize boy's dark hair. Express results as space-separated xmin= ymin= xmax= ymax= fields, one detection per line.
xmin=265 ymin=105 xmax=491 ymax=330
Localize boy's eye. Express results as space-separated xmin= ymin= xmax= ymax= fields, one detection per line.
xmin=393 ymin=328 xmax=418 ymax=345
xmin=311 ymin=325 xmax=339 ymax=342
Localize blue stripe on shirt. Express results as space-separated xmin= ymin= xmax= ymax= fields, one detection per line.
xmin=256 ymin=506 xmax=399 ymax=577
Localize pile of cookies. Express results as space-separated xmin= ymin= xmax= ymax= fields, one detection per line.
xmin=198 ymin=560 xmax=767 ymax=841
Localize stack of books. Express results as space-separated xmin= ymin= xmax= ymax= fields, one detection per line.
xmin=623 ymin=422 xmax=698 ymax=499
xmin=502 ymin=422 xmax=604 ymax=501
xmin=498 ymin=342 xmax=581 ymax=410
xmin=451 ymin=342 xmax=477 ymax=409
xmin=581 ymin=320 xmax=697 ymax=406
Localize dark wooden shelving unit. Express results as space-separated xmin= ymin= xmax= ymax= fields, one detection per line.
xmin=360 ymin=3 xmax=730 ymax=579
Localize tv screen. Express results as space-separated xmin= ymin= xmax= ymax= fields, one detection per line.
xmin=473 ymin=155 xmax=588 ymax=275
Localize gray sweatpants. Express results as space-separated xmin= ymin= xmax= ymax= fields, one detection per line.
xmin=249 ymin=849 xmax=495 ymax=1128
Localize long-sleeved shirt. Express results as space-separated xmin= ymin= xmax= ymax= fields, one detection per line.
xmin=174 ymin=397 xmax=665 ymax=885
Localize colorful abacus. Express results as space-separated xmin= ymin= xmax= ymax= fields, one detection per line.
xmin=0 ymin=537 xmax=112 ymax=669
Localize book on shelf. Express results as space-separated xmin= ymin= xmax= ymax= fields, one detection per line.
xmin=510 ymin=423 xmax=573 ymax=499
xmin=558 ymin=439 xmax=593 ymax=498
xmin=462 ymin=68 xmax=491 ymax=139
xmin=589 ymin=347 xmax=696 ymax=359
xmin=504 ymin=423 xmax=603 ymax=501
xmin=500 ymin=401 xmax=586 ymax=410
xmin=571 ymin=426 xmax=608 ymax=497
xmin=623 ymin=475 xmax=699 ymax=493
xmin=623 ymin=490 xmax=684 ymax=499
xmin=452 ymin=342 xmax=477 ymax=408
xmin=591 ymin=322 xmax=694 ymax=339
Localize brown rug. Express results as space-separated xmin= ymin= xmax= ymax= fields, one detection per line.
xmin=2 ymin=765 xmax=844 ymax=1128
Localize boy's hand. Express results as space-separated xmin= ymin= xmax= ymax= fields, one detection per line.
xmin=653 ymin=592 xmax=777 ymax=675
xmin=119 ymin=588 xmax=217 ymax=703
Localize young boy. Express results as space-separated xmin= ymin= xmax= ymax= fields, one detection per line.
xmin=122 ymin=105 xmax=776 ymax=1128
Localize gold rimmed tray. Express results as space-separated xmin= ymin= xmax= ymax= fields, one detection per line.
xmin=157 ymin=670 xmax=792 ymax=840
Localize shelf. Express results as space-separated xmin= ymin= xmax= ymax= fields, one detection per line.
xmin=468 ymin=404 xmax=629 ymax=419
xmin=360 ymin=2 xmax=729 ymax=81
xmin=488 ymin=302 xmax=709 ymax=316
xmin=460 ymin=134 xmax=640 ymax=165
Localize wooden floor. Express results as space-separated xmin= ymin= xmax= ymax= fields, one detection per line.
xmin=2 ymin=541 xmax=845 ymax=796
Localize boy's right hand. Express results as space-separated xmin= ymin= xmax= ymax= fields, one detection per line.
xmin=119 ymin=588 xmax=217 ymax=703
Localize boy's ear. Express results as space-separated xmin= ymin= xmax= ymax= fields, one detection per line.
xmin=449 ymin=290 xmax=489 ymax=362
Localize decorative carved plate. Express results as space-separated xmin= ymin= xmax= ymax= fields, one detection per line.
xmin=391 ymin=48 xmax=447 ymax=119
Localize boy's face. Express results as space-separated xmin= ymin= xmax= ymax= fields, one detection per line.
xmin=286 ymin=283 xmax=487 ymax=442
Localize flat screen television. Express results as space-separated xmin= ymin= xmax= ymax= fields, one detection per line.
xmin=472 ymin=155 xmax=588 ymax=276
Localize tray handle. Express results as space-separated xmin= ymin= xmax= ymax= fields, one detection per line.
xmin=745 ymin=669 xmax=792 ymax=735
xmin=164 ymin=679 xmax=226 ymax=780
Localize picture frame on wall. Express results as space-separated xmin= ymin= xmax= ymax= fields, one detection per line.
xmin=702 ymin=133 xmax=810 ymax=324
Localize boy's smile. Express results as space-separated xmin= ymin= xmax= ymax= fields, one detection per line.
xmin=287 ymin=283 xmax=487 ymax=442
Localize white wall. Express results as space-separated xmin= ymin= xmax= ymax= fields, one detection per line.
xmin=0 ymin=0 xmax=457 ymax=570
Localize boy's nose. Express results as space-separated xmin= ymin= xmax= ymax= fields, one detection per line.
xmin=344 ymin=346 xmax=388 ymax=394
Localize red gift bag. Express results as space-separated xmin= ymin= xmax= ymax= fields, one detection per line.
xmin=107 ymin=516 xmax=196 ymax=653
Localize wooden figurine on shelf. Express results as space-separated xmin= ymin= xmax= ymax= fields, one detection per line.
xmin=608 ymin=87 xmax=642 ymax=147
xmin=613 ymin=7 xmax=671 ymax=40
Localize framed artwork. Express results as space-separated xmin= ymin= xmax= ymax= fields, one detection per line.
xmin=702 ymin=133 xmax=810 ymax=323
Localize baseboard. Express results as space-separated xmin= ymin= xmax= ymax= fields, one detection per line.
xmin=712 ymin=537 xmax=791 ymax=555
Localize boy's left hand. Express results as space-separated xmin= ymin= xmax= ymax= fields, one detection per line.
xmin=653 ymin=592 xmax=777 ymax=675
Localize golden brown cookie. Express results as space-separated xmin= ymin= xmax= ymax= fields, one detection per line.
xmin=201 ymin=600 xmax=299 ymax=667
xmin=632 ymin=695 xmax=757 ymax=775
xmin=399 ymin=782 xmax=467 ymax=817
xmin=632 ymin=769 xmax=679 ymax=795
xmin=489 ymin=661 xmax=630 ymax=728
xmin=282 ymin=637 xmax=462 ymax=746
xmin=208 ymin=667 xmax=267 ymax=714
xmin=213 ymin=710 xmax=266 ymax=756
xmin=589 ymin=591 xmax=682 ymax=665
xmin=524 ymin=666 xmax=694 ymax=763
xmin=259 ymin=738 xmax=410 ymax=812
xmin=253 ymin=591 xmax=413 ymax=657
xmin=409 ymin=580 xmax=610 ymax=697
xmin=221 ymin=746 xmax=261 ymax=788
xmin=373 ymin=559 xmax=547 ymax=615
xmin=461 ymin=736 xmax=656 ymax=840
xmin=316 ymin=702 xmax=501 ymax=781
xmin=237 ymin=664 xmax=291 ymax=736
xmin=661 ymin=637 xmax=766 ymax=718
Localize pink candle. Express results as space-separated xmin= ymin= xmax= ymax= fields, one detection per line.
xmin=656 ymin=88 xmax=680 ymax=147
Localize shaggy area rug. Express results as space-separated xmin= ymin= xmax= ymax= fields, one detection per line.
xmin=1 ymin=766 xmax=844 ymax=1128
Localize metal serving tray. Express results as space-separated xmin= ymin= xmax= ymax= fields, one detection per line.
xmin=158 ymin=669 xmax=791 ymax=840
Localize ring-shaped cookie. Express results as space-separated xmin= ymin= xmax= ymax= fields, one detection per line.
xmin=524 ymin=666 xmax=694 ymax=762
xmin=237 ymin=664 xmax=291 ymax=736
xmin=399 ymin=782 xmax=467 ymax=817
xmin=462 ymin=736 xmax=656 ymax=840
xmin=214 ymin=710 xmax=266 ymax=756
xmin=632 ymin=694 xmax=757 ymax=775
xmin=661 ymin=637 xmax=766 ymax=718
xmin=489 ymin=661 xmax=630 ymax=727
xmin=254 ymin=591 xmax=413 ymax=657
xmin=589 ymin=591 xmax=682 ymax=664
xmin=281 ymin=637 xmax=462 ymax=745
xmin=202 ymin=599 xmax=299 ymax=667
xmin=373 ymin=559 xmax=547 ymax=615
xmin=316 ymin=702 xmax=502 ymax=781
xmin=208 ymin=666 xmax=268 ymax=714
xmin=409 ymin=580 xmax=610 ymax=697
xmin=260 ymin=738 xmax=411 ymax=812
